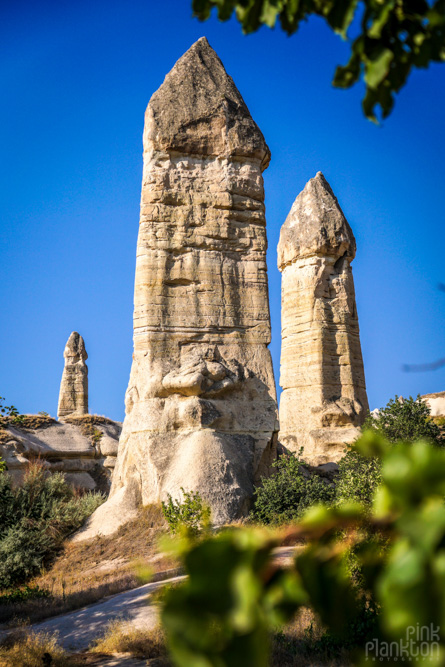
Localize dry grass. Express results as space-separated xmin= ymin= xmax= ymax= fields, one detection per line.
xmin=91 ymin=620 xmax=168 ymax=662
xmin=271 ymin=609 xmax=351 ymax=666
xmin=0 ymin=627 xmax=69 ymax=666
xmin=0 ymin=505 xmax=179 ymax=627
xmin=84 ymin=609 xmax=349 ymax=666
xmin=0 ymin=412 xmax=54 ymax=445
xmin=0 ymin=414 xmax=115 ymax=447
xmin=63 ymin=415 xmax=118 ymax=442
xmin=1 ymin=414 xmax=56 ymax=431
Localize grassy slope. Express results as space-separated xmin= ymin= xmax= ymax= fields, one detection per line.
xmin=0 ymin=505 xmax=178 ymax=626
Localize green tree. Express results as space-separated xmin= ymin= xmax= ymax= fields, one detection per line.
xmin=336 ymin=394 xmax=442 ymax=507
xmin=364 ymin=394 xmax=443 ymax=445
xmin=192 ymin=0 xmax=445 ymax=121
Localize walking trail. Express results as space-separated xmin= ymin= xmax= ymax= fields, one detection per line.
xmin=31 ymin=575 xmax=185 ymax=652
xmin=1 ymin=546 xmax=297 ymax=658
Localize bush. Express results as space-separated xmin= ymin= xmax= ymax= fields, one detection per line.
xmin=0 ymin=585 xmax=49 ymax=605
xmin=0 ymin=464 xmax=104 ymax=589
xmin=336 ymin=395 xmax=443 ymax=508
xmin=363 ymin=394 xmax=443 ymax=446
xmin=0 ymin=395 xmax=25 ymax=427
xmin=162 ymin=488 xmax=209 ymax=534
xmin=251 ymin=452 xmax=335 ymax=525
xmin=91 ymin=619 xmax=167 ymax=660
xmin=335 ymin=449 xmax=382 ymax=507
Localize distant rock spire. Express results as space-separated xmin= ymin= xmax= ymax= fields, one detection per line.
xmin=278 ymin=172 xmax=368 ymax=464
xmin=57 ymin=332 xmax=88 ymax=419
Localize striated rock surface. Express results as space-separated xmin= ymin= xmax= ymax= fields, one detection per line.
xmin=0 ymin=415 xmax=121 ymax=492
xmin=78 ymin=37 xmax=278 ymax=539
xmin=278 ymin=172 xmax=368 ymax=465
xmin=57 ymin=332 xmax=89 ymax=419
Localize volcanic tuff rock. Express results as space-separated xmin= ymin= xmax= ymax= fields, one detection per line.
xmin=278 ymin=172 xmax=368 ymax=465
xmin=57 ymin=332 xmax=89 ymax=419
xmin=422 ymin=391 xmax=445 ymax=417
xmin=76 ymin=37 xmax=278 ymax=540
xmin=0 ymin=416 xmax=121 ymax=492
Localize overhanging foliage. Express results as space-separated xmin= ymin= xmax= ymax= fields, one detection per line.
xmin=192 ymin=0 xmax=445 ymax=120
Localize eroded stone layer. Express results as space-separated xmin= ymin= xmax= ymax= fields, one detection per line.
xmin=93 ymin=38 xmax=278 ymax=532
xmin=278 ymin=173 xmax=368 ymax=464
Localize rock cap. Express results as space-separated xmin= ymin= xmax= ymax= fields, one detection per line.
xmin=144 ymin=37 xmax=270 ymax=169
xmin=64 ymin=332 xmax=88 ymax=361
xmin=278 ymin=172 xmax=356 ymax=268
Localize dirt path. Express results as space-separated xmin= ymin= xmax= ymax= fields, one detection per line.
xmin=0 ymin=545 xmax=298 ymax=658
xmin=30 ymin=574 xmax=185 ymax=652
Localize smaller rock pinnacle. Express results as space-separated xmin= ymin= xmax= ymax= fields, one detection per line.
xmin=57 ymin=332 xmax=88 ymax=420
xmin=278 ymin=172 xmax=356 ymax=269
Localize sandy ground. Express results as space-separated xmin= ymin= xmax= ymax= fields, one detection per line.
xmin=29 ymin=575 xmax=185 ymax=652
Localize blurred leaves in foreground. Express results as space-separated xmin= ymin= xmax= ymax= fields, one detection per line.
xmin=161 ymin=431 xmax=445 ymax=666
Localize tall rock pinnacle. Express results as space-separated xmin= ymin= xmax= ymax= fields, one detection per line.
xmin=57 ymin=332 xmax=88 ymax=419
xmin=278 ymin=172 xmax=368 ymax=464
xmin=84 ymin=37 xmax=278 ymax=536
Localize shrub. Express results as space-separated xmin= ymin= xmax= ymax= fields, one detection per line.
xmin=0 ymin=395 xmax=25 ymax=427
xmin=363 ymin=394 xmax=443 ymax=446
xmin=335 ymin=449 xmax=382 ymax=507
xmin=336 ymin=395 xmax=443 ymax=507
xmin=251 ymin=452 xmax=335 ymax=525
xmin=0 ymin=463 xmax=104 ymax=589
xmin=162 ymin=488 xmax=209 ymax=534
xmin=0 ymin=585 xmax=49 ymax=605
xmin=0 ymin=457 xmax=6 ymax=473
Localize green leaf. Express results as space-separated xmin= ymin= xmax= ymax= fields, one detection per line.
xmin=326 ymin=0 xmax=359 ymax=37
xmin=367 ymin=1 xmax=395 ymax=39
xmin=260 ymin=0 xmax=282 ymax=27
xmin=365 ymin=47 xmax=394 ymax=89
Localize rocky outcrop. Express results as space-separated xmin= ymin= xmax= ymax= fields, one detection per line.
xmin=422 ymin=391 xmax=445 ymax=417
xmin=0 ymin=415 xmax=121 ymax=492
xmin=277 ymin=172 xmax=368 ymax=465
xmin=77 ymin=37 xmax=278 ymax=539
xmin=58 ymin=332 xmax=89 ymax=419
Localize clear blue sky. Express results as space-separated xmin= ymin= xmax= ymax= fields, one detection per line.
xmin=1 ymin=0 xmax=444 ymax=421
